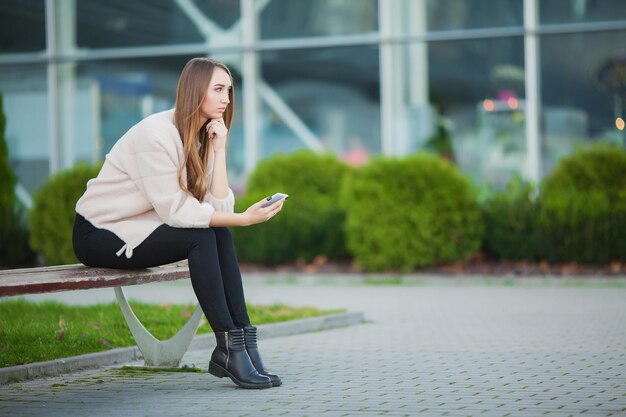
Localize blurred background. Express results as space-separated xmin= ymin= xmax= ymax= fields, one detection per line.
xmin=1 ymin=0 xmax=625 ymax=207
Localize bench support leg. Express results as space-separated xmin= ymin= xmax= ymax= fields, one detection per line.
xmin=114 ymin=286 xmax=204 ymax=367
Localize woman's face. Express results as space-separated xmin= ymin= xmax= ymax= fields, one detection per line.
xmin=200 ymin=67 xmax=231 ymax=121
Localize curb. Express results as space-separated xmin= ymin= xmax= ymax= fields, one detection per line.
xmin=242 ymin=272 xmax=626 ymax=287
xmin=0 ymin=311 xmax=364 ymax=385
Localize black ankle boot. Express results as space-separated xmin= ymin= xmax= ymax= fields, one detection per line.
xmin=243 ymin=325 xmax=282 ymax=387
xmin=208 ymin=329 xmax=272 ymax=389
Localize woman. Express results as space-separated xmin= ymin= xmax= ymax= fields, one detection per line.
xmin=73 ymin=57 xmax=285 ymax=390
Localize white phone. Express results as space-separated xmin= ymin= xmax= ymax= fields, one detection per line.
xmin=261 ymin=193 xmax=289 ymax=208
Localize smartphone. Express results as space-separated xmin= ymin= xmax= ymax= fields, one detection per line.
xmin=261 ymin=193 xmax=289 ymax=208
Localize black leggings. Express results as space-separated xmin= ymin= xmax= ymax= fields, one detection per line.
xmin=72 ymin=213 xmax=250 ymax=332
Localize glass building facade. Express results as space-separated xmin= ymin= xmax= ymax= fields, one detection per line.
xmin=1 ymin=0 xmax=625 ymax=205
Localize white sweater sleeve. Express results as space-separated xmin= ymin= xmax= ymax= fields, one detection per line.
xmin=205 ymin=188 xmax=235 ymax=213
xmin=134 ymin=144 xmax=215 ymax=228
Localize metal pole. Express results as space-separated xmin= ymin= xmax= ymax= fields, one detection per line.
xmin=241 ymin=0 xmax=259 ymax=175
xmin=45 ymin=0 xmax=58 ymax=174
xmin=524 ymin=0 xmax=542 ymax=183
xmin=56 ymin=0 xmax=76 ymax=170
xmin=379 ymin=0 xmax=393 ymax=156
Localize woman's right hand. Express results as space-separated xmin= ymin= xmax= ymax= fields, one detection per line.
xmin=242 ymin=197 xmax=285 ymax=226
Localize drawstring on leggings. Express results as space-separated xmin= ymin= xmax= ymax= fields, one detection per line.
xmin=116 ymin=243 xmax=134 ymax=259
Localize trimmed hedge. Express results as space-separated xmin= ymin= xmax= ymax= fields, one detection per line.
xmin=538 ymin=144 xmax=626 ymax=264
xmin=340 ymin=153 xmax=484 ymax=272
xmin=481 ymin=177 xmax=541 ymax=261
xmin=482 ymin=144 xmax=626 ymax=264
xmin=233 ymin=151 xmax=350 ymax=264
xmin=28 ymin=162 xmax=102 ymax=265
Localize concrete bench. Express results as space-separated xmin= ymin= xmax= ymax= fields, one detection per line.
xmin=0 ymin=262 xmax=204 ymax=368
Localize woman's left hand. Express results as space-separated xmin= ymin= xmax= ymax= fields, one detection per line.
xmin=206 ymin=118 xmax=228 ymax=152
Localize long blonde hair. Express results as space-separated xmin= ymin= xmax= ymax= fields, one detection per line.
xmin=174 ymin=57 xmax=234 ymax=200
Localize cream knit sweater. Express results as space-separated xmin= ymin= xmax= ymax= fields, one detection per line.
xmin=75 ymin=109 xmax=235 ymax=259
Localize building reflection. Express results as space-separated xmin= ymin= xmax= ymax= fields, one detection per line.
xmin=0 ymin=0 xmax=625 ymax=204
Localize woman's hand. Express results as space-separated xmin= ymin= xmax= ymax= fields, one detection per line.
xmin=206 ymin=118 xmax=228 ymax=152
xmin=242 ymin=197 xmax=285 ymax=226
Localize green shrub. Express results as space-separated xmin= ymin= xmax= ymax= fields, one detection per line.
xmin=0 ymin=92 xmax=35 ymax=267
xmin=28 ymin=162 xmax=102 ymax=265
xmin=340 ymin=153 xmax=484 ymax=271
xmin=481 ymin=176 xmax=541 ymax=261
xmin=0 ymin=93 xmax=13 ymax=207
xmin=538 ymin=143 xmax=626 ymax=264
xmin=542 ymin=143 xmax=626 ymax=196
xmin=0 ymin=204 xmax=35 ymax=267
xmin=233 ymin=151 xmax=350 ymax=264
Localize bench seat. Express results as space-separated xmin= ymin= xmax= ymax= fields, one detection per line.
xmin=0 ymin=262 xmax=189 ymax=297
xmin=0 ymin=261 xmax=203 ymax=368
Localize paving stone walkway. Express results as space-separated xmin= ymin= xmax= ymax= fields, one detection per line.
xmin=1 ymin=278 xmax=625 ymax=417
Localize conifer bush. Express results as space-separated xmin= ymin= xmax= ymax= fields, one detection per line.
xmin=0 ymin=92 xmax=35 ymax=267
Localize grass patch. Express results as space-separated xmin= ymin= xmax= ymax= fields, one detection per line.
xmin=363 ymin=276 xmax=404 ymax=286
xmin=0 ymin=298 xmax=343 ymax=368
xmin=115 ymin=365 xmax=204 ymax=374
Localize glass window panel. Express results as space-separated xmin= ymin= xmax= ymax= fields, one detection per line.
xmin=390 ymin=37 xmax=526 ymax=188
xmin=425 ymin=0 xmax=523 ymax=31
xmin=258 ymin=0 xmax=378 ymax=39
xmin=0 ymin=0 xmax=46 ymax=53
xmin=64 ymin=54 xmax=245 ymax=182
xmin=259 ymin=46 xmax=380 ymax=164
xmin=0 ymin=64 xmax=48 ymax=198
xmin=540 ymin=0 xmax=626 ymax=24
xmin=540 ymin=30 xmax=626 ymax=175
xmin=194 ymin=0 xmax=242 ymax=29
xmin=76 ymin=0 xmax=241 ymax=49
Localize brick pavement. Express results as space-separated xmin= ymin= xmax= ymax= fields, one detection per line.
xmin=1 ymin=279 xmax=625 ymax=417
